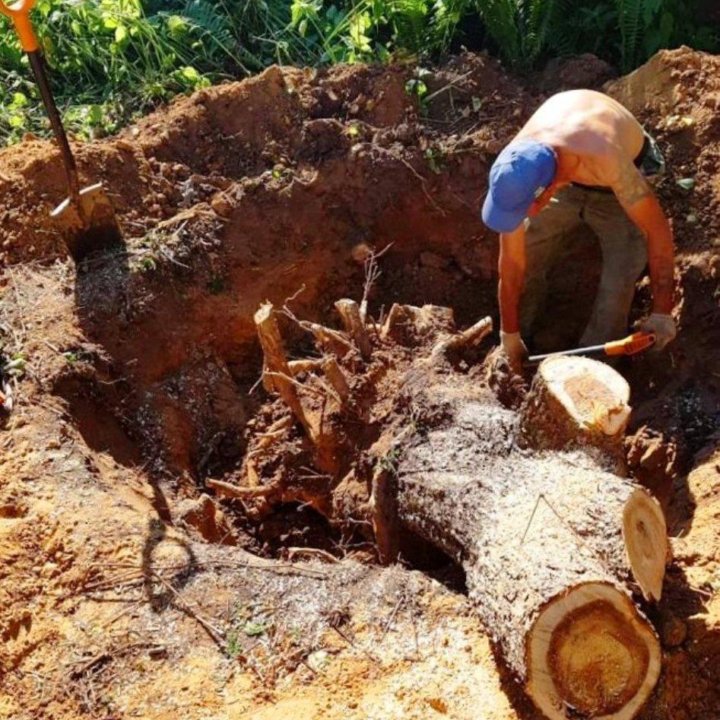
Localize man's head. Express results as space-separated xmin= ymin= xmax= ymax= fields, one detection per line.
xmin=481 ymin=140 xmax=557 ymax=233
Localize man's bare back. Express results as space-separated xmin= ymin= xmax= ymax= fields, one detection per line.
xmin=516 ymin=89 xmax=645 ymax=188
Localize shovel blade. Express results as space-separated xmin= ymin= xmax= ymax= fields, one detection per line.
xmin=52 ymin=182 xmax=123 ymax=262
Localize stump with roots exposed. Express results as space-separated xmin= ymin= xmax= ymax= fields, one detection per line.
xmin=213 ymin=295 xmax=667 ymax=720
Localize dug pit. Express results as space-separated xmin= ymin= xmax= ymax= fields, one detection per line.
xmin=1 ymin=48 xmax=720 ymax=720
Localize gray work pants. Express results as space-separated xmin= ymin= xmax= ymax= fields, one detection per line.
xmin=520 ymin=185 xmax=648 ymax=346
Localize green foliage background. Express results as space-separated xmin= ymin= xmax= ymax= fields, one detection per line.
xmin=0 ymin=0 xmax=717 ymax=144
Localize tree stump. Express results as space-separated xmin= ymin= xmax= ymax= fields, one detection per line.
xmin=235 ymin=299 xmax=667 ymax=720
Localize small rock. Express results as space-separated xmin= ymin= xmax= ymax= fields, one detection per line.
xmin=40 ymin=561 xmax=58 ymax=578
xmin=177 ymin=494 xmax=232 ymax=543
xmin=211 ymin=193 xmax=233 ymax=218
xmin=427 ymin=697 xmax=448 ymax=714
xmin=148 ymin=645 xmax=168 ymax=659
xmin=660 ymin=614 xmax=687 ymax=648
xmin=675 ymin=177 xmax=695 ymax=191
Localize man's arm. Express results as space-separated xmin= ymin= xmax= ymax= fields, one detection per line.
xmin=497 ymin=226 xmax=530 ymax=371
xmin=611 ymin=161 xmax=675 ymax=314
xmin=498 ymin=225 xmax=527 ymax=332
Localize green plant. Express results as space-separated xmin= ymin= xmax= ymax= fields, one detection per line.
xmin=242 ymin=620 xmax=269 ymax=637
xmin=424 ymin=145 xmax=444 ymax=174
xmin=405 ymin=69 xmax=429 ymax=109
xmin=0 ymin=0 xmax=717 ymax=145
xmin=290 ymin=0 xmax=376 ymax=62
xmin=1 ymin=354 xmax=26 ymax=379
xmin=472 ymin=0 xmax=562 ymax=69
xmin=225 ymin=627 xmax=243 ymax=658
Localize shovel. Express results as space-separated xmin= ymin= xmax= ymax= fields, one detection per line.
xmin=0 ymin=0 xmax=122 ymax=261
xmin=526 ymin=331 xmax=656 ymax=364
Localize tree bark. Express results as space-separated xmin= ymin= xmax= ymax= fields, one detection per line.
xmin=396 ymin=376 xmax=666 ymax=720
xmin=247 ymin=300 xmax=667 ymax=719
xmin=520 ymin=356 xmax=632 ymax=473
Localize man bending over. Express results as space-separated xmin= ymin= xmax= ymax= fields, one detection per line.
xmin=482 ymin=89 xmax=676 ymax=371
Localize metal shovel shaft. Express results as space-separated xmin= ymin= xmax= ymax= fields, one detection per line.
xmin=27 ymin=49 xmax=81 ymax=202
xmin=2 ymin=0 xmax=122 ymax=261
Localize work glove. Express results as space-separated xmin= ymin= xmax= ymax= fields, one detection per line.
xmin=500 ymin=331 xmax=528 ymax=374
xmin=638 ymin=313 xmax=677 ymax=351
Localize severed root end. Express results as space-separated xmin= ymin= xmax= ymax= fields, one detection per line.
xmin=623 ymin=489 xmax=667 ymax=601
xmin=541 ymin=356 xmax=631 ymax=436
xmin=527 ymin=583 xmax=661 ymax=720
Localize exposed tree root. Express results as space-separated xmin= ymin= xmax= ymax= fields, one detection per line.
xmin=219 ymin=294 xmax=668 ymax=719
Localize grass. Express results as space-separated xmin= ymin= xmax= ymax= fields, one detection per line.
xmin=0 ymin=0 xmax=717 ymax=145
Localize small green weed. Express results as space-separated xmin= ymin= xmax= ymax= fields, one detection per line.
xmin=140 ymin=257 xmax=157 ymax=273
xmin=242 ymin=620 xmax=269 ymax=637
xmin=424 ymin=146 xmax=444 ymax=174
xmin=405 ymin=67 xmax=431 ymax=111
xmin=2 ymin=354 xmax=26 ymax=379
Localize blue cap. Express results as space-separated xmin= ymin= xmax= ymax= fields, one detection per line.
xmin=481 ymin=140 xmax=557 ymax=233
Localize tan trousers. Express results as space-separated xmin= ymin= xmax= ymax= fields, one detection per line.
xmin=520 ymin=185 xmax=648 ymax=346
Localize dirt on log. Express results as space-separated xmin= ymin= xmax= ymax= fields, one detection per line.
xmin=245 ymin=298 xmax=667 ymax=719
xmin=398 ymin=376 xmax=665 ymax=719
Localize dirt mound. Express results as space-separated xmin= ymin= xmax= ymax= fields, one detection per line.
xmin=0 ymin=48 xmax=719 ymax=719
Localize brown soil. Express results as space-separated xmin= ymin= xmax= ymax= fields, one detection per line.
xmin=1 ymin=48 xmax=719 ymax=719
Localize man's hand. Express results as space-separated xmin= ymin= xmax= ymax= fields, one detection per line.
xmin=500 ymin=331 xmax=528 ymax=373
xmin=638 ymin=313 xmax=676 ymax=351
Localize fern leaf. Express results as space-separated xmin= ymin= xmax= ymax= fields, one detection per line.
xmin=615 ymin=0 xmax=643 ymax=70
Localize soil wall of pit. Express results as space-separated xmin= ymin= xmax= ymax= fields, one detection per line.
xmin=0 ymin=47 xmax=719 ymax=720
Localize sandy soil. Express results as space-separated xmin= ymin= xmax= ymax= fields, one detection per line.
xmin=0 ymin=47 xmax=719 ymax=719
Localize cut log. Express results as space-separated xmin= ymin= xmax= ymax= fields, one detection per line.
xmin=527 ymin=583 xmax=660 ymax=720
xmin=335 ymin=299 xmax=372 ymax=360
xmin=520 ymin=356 xmax=631 ymax=472
xmin=247 ymin=298 xmax=667 ymax=719
xmin=395 ymin=365 xmax=666 ymax=720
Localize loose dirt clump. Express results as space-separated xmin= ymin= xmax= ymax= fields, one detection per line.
xmin=1 ymin=48 xmax=719 ymax=719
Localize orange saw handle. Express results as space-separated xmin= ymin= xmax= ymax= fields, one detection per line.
xmin=604 ymin=331 xmax=656 ymax=356
xmin=0 ymin=0 xmax=39 ymax=52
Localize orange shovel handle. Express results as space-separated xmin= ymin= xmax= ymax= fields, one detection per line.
xmin=604 ymin=332 xmax=656 ymax=356
xmin=0 ymin=0 xmax=39 ymax=52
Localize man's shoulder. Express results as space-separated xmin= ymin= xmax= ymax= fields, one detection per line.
xmin=539 ymin=89 xmax=620 ymax=115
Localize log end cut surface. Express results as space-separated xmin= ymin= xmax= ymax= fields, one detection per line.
xmin=623 ymin=489 xmax=667 ymax=602
xmin=527 ymin=583 xmax=661 ymax=720
xmin=542 ymin=357 xmax=631 ymax=436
